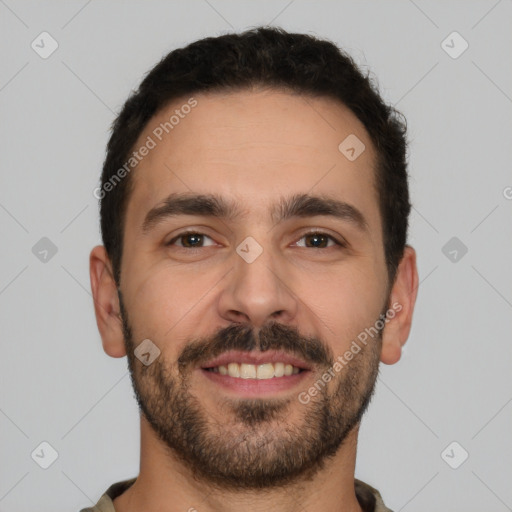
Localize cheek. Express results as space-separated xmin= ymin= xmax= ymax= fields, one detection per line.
xmin=122 ymin=267 xmax=180 ymax=343
xmin=124 ymin=263 xmax=220 ymax=347
xmin=302 ymin=265 xmax=386 ymax=354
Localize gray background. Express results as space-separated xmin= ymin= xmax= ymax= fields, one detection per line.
xmin=1 ymin=1 xmax=511 ymax=511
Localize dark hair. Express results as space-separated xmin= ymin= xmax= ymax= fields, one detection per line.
xmin=99 ymin=26 xmax=410 ymax=286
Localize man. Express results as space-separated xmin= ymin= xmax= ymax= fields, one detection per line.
xmin=87 ymin=26 xmax=418 ymax=512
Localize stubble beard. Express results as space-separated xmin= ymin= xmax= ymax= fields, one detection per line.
xmin=119 ymin=295 xmax=383 ymax=491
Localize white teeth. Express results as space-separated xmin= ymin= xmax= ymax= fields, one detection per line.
xmin=227 ymin=363 xmax=240 ymax=378
xmin=256 ymin=363 xmax=274 ymax=379
xmin=240 ymin=363 xmax=257 ymax=379
xmin=274 ymin=362 xmax=285 ymax=377
xmin=212 ymin=362 xmax=302 ymax=379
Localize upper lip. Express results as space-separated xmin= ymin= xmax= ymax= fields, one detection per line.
xmin=200 ymin=350 xmax=312 ymax=371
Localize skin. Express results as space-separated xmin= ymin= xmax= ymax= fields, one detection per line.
xmin=90 ymin=89 xmax=418 ymax=512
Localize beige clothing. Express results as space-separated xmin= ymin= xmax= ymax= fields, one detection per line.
xmin=79 ymin=477 xmax=393 ymax=511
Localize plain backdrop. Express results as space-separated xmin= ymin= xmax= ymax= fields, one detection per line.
xmin=1 ymin=1 xmax=511 ymax=511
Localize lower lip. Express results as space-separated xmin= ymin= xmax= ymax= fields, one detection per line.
xmin=199 ymin=368 xmax=311 ymax=397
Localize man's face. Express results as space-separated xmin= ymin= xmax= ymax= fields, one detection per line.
xmin=118 ymin=89 xmax=390 ymax=489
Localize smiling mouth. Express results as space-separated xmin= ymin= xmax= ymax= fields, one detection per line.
xmin=198 ymin=350 xmax=312 ymax=397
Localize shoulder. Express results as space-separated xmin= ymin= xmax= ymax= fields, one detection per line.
xmin=355 ymin=479 xmax=394 ymax=512
xmin=78 ymin=477 xmax=137 ymax=512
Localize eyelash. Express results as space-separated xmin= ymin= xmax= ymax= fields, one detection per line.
xmin=166 ymin=230 xmax=346 ymax=250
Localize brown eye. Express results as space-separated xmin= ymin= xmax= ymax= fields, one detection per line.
xmin=296 ymin=232 xmax=343 ymax=249
xmin=167 ymin=232 xmax=215 ymax=248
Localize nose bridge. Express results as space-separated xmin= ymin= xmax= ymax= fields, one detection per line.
xmin=218 ymin=233 xmax=297 ymax=327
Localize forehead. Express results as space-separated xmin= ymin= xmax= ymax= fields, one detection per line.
xmin=125 ymin=89 xmax=380 ymax=232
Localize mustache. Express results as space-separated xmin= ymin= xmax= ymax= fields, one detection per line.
xmin=177 ymin=321 xmax=334 ymax=372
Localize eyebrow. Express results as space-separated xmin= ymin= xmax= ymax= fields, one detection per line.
xmin=141 ymin=192 xmax=369 ymax=234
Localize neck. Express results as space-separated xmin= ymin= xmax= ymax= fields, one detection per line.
xmin=113 ymin=417 xmax=363 ymax=512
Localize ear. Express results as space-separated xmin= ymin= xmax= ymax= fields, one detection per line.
xmin=380 ymin=245 xmax=419 ymax=365
xmin=89 ymin=245 xmax=127 ymax=358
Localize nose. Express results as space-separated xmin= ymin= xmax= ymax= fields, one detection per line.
xmin=217 ymin=242 xmax=298 ymax=329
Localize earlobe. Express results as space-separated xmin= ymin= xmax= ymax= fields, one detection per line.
xmin=380 ymin=246 xmax=419 ymax=365
xmin=89 ymin=245 xmax=127 ymax=358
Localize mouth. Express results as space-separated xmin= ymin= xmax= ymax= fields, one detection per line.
xmin=199 ymin=350 xmax=312 ymax=397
